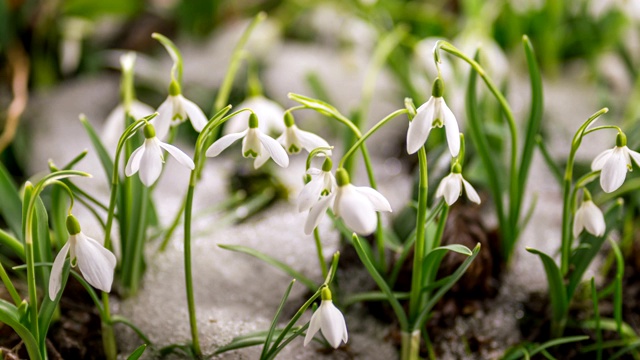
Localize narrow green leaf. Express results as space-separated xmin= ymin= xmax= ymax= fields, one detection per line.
xmin=343 ymin=291 xmax=410 ymax=308
xmin=261 ymin=279 xmax=295 ymax=358
xmin=0 ymin=299 xmax=42 ymax=360
xmin=218 ymin=244 xmax=316 ymax=291
xmin=33 ymin=196 xmax=52 ymax=289
xmin=535 ymin=135 xmax=563 ymax=185
xmin=126 ymin=344 xmax=147 ymax=360
xmin=430 ymin=244 xmax=473 ymax=256
xmin=112 ymin=315 xmax=152 ymax=344
xmin=591 ymin=278 xmax=602 ymax=360
xmin=0 ymin=161 xmax=23 ymax=240
xmin=288 ymin=93 xmax=344 ymax=119
xmin=80 ymin=115 xmax=114 ymax=181
xmin=0 ymin=228 xmax=24 ymax=259
xmin=608 ymin=238 xmax=624 ymax=334
xmin=50 ymin=184 xmax=69 ymax=250
xmin=38 ymin=260 xmax=70 ymax=346
xmin=609 ymin=340 xmax=640 ymax=360
xmin=526 ymin=248 xmax=568 ymax=326
xmin=59 ymin=150 xmax=89 ymax=170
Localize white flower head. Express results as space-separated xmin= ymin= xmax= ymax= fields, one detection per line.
xmin=435 ymin=164 xmax=481 ymax=206
xmin=407 ymin=78 xmax=460 ymax=156
xmin=224 ymin=95 xmax=285 ymax=135
xmin=125 ymin=123 xmax=195 ymax=187
xmin=206 ymin=112 xmax=289 ymax=169
xmin=277 ymin=112 xmax=332 ymax=155
xmin=591 ymin=132 xmax=640 ymax=193
xmin=573 ymin=191 xmax=605 ymax=238
xmin=103 ymin=100 xmax=155 ymax=151
xmin=49 ymin=215 xmax=117 ymax=300
xmin=298 ymin=157 xmax=336 ymax=213
xmin=152 ymin=81 xmax=208 ymax=140
xmin=304 ymin=287 xmax=348 ymax=349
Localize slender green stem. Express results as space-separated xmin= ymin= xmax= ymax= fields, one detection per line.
xmin=184 ymin=182 xmax=201 ymax=356
xmin=101 ymin=292 xmax=117 ymax=360
xmin=25 ymin=242 xmax=39 ymax=343
xmin=583 ymin=125 xmax=622 ymax=136
xmin=129 ymin=186 xmax=149 ymax=292
xmin=408 ymin=147 xmax=428 ymax=323
xmin=0 ymin=259 xmax=21 ymax=305
xmin=313 ymin=228 xmax=328 ymax=279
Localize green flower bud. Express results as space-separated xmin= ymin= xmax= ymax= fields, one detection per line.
xmin=169 ymin=80 xmax=181 ymax=96
xmin=322 ymin=157 xmax=333 ymax=172
xmin=452 ymin=162 xmax=462 ymax=174
xmin=616 ymin=132 xmax=627 ymax=147
xmin=249 ymin=113 xmax=259 ymax=129
xmin=432 ymin=78 xmax=444 ymax=98
xmin=336 ymin=168 xmax=350 ymax=186
xmin=143 ymin=124 xmax=156 ymax=139
xmin=321 ymin=286 xmax=332 ymax=301
xmin=66 ymin=214 xmax=82 ymax=235
xmin=284 ymin=112 xmax=295 ymax=127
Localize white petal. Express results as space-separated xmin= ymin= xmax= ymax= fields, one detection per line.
xmin=320 ymin=300 xmax=347 ymax=349
xmin=304 ymin=306 xmax=323 ymax=346
xmin=138 ymin=139 xmax=163 ymax=187
xmin=129 ymin=100 xmax=155 ymax=120
xmin=442 ymin=101 xmax=460 ymax=157
xmin=49 ymin=242 xmax=70 ymax=300
xmin=74 ymin=233 xmax=116 ymax=293
xmin=307 ymin=168 xmax=322 ymax=176
xmin=354 ymin=186 xmax=392 ymax=212
xmin=159 ymin=142 xmax=195 ymax=170
xmin=406 ymin=98 xmax=435 ymax=154
xmin=600 ymin=148 xmax=628 ymax=192
xmin=304 ymin=194 xmax=334 ymax=235
xmin=462 ymin=179 xmax=481 ymax=204
xmin=205 ymin=130 xmax=247 ymax=157
xmin=435 ymin=173 xmax=450 ymax=199
xmin=626 ymin=147 xmax=640 ymax=167
xmin=296 ymin=127 xmax=332 ymax=154
xmin=180 ymin=96 xmax=208 ymax=132
xmin=335 ymin=185 xmax=377 ymax=235
xmin=125 ymin=145 xmax=145 ymax=176
xmin=591 ymin=148 xmax=614 ymax=171
xmin=253 ymin=148 xmax=271 ymax=169
xmin=103 ymin=104 xmax=126 ymax=150
xmin=583 ymin=201 xmax=605 ymax=237
xmin=572 ymin=209 xmax=585 ymax=238
xmin=440 ymin=174 xmax=462 ymax=206
xmin=298 ymin=175 xmax=326 ymax=212
xmin=152 ymin=97 xmax=173 ymax=140
xmin=258 ymin=131 xmax=289 ymax=168
xmin=250 ymin=96 xmax=286 ymax=133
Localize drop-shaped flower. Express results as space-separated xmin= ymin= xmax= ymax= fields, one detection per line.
xmin=304 ymin=287 xmax=348 ymax=349
xmin=103 ymin=100 xmax=155 ymax=150
xmin=49 ymin=215 xmax=117 ymax=300
xmin=153 ymin=81 xmax=208 ymax=140
xmin=223 ymin=95 xmax=285 ymax=135
xmin=125 ymin=124 xmax=195 ymax=187
xmin=591 ymin=132 xmax=640 ymax=193
xmin=435 ymin=164 xmax=481 ymax=206
xmin=298 ymin=158 xmax=336 ymax=213
xmin=206 ymin=112 xmax=289 ymax=169
xmin=573 ymin=195 xmax=605 ymax=238
xmin=278 ymin=112 xmax=331 ymax=155
xmin=407 ymin=78 xmax=460 ymax=156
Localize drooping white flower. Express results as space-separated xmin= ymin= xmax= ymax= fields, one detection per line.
xmin=125 ymin=124 xmax=195 ymax=187
xmin=298 ymin=158 xmax=336 ymax=213
xmin=153 ymin=81 xmax=208 ymax=140
xmin=407 ymin=78 xmax=460 ymax=156
xmin=103 ymin=100 xmax=155 ymax=150
xmin=223 ymin=95 xmax=285 ymax=135
xmin=277 ymin=112 xmax=331 ymax=155
xmin=591 ymin=133 xmax=640 ymax=193
xmin=304 ymin=287 xmax=348 ymax=349
xmin=206 ymin=112 xmax=289 ymax=169
xmin=435 ymin=165 xmax=481 ymax=206
xmin=573 ymin=196 xmax=605 ymax=238
xmin=49 ymin=215 xmax=117 ymax=300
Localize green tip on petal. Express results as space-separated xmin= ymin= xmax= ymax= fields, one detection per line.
xmin=616 ymin=132 xmax=627 ymax=147
xmin=169 ymin=80 xmax=181 ymax=96
xmin=432 ymin=77 xmax=444 ymax=98
xmin=321 ymin=286 xmax=332 ymax=301
xmin=336 ymin=168 xmax=350 ymax=186
xmin=452 ymin=162 xmax=462 ymax=174
xmin=249 ymin=113 xmax=259 ymax=128
xmin=284 ymin=112 xmax=295 ymax=127
xmin=322 ymin=157 xmax=333 ymax=172
xmin=143 ymin=124 xmax=156 ymax=139
xmin=66 ymin=214 xmax=82 ymax=235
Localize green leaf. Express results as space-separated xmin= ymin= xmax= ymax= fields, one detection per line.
xmin=261 ymin=279 xmax=295 ymax=358
xmin=502 ymin=336 xmax=589 ymax=360
xmin=218 ymin=244 xmax=316 ymax=291
xmin=288 ymin=93 xmax=345 ymax=120
xmin=80 ymin=115 xmax=114 ymax=181
xmin=0 ymin=161 xmax=23 ymax=241
xmin=50 ymin=184 xmax=69 ymax=250
xmin=32 ymin=196 xmax=52 ymax=289
xmin=608 ymin=238 xmax=624 ymax=334
xmin=38 ymin=260 xmax=70 ymax=347
xmin=591 ymin=278 xmax=603 ymax=360
xmin=126 ymin=344 xmax=147 ymax=360
xmin=0 ymin=299 xmax=42 ymax=360
xmin=526 ymin=248 xmax=568 ymax=326
xmin=112 ymin=315 xmax=152 ymax=345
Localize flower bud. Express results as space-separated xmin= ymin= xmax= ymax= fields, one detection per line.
xmin=66 ymin=214 xmax=82 ymax=235
xmin=432 ymin=77 xmax=444 ymax=98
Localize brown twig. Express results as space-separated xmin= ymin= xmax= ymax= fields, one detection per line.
xmin=0 ymin=42 xmax=29 ymax=154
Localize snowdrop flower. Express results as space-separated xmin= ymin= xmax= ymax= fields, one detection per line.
xmin=298 ymin=158 xmax=336 ymax=212
xmin=49 ymin=215 xmax=117 ymax=300
xmin=206 ymin=112 xmax=289 ymax=169
xmin=435 ymin=163 xmax=481 ymax=206
xmin=591 ymin=132 xmax=640 ymax=193
xmin=304 ymin=287 xmax=348 ymax=349
xmin=125 ymin=124 xmax=195 ymax=187
xmin=223 ymin=95 xmax=285 ymax=135
xmin=278 ymin=112 xmax=331 ymax=155
xmin=153 ymin=81 xmax=208 ymax=140
xmin=407 ymin=78 xmax=460 ymax=156
xmin=305 ymin=169 xmax=391 ymax=235
xmin=573 ymin=191 xmax=605 ymax=238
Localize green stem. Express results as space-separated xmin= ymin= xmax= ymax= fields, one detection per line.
xmin=129 ymin=186 xmax=149 ymax=292
xmin=0 ymin=228 xmax=24 ymax=259
xmin=408 ymin=147 xmax=428 ymax=323
xmin=313 ymin=228 xmax=328 ymax=279
xmin=101 ymin=292 xmax=117 ymax=360
xmin=159 ymin=199 xmax=186 ymax=252
xmin=184 ymin=182 xmax=201 ymax=356
xmin=0 ymin=261 xmax=21 ymax=305
xmin=400 ymin=330 xmax=421 ymax=360
xmin=25 ymin=242 xmax=39 ymax=343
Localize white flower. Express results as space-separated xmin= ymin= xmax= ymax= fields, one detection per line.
xmin=223 ymin=96 xmax=285 ymax=135
xmin=298 ymin=159 xmax=336 ymax=212
xmin=591 ymin=142 xmax=640 ymax=193
xmin=304 ymin=287 xmax=348 ymax=349
xmin=573 ymin=199 xmax=605 ymax=238
xmin=49 ymin=215 xmax=117 ymax=300
xmin=153 ymin=84 xmax=208 ymax=140
xmin=103 ymin=100 xmax=155 ymax=151
xmin=125 ymin=124 xmax=195 ymax=187
xmin=206 ymin=113 xmax=289 ymax=169
xmin=406 ymin=78 xmax=460 ymax=156
xmin=304 ymin=169 xmax=391 ymax=235
xmin=278 ymin=125 xmax=331 ymax=155
xmin=435 ymin=168 xmax=481 ymax=206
